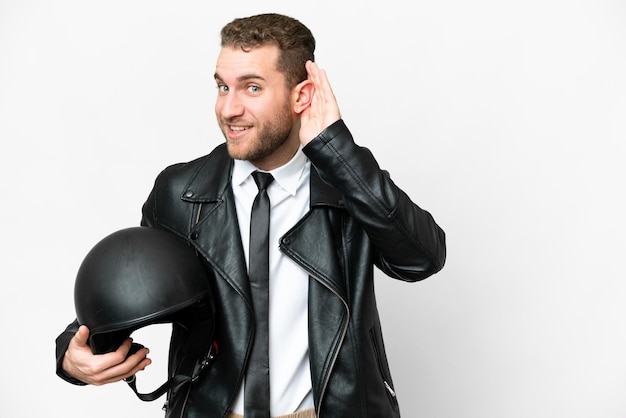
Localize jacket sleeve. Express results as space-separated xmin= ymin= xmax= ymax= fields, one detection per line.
xmin=55 ymin=320 xmax=87 ymax=385
xmin=302 ymin=119 xmax=446 ymax=282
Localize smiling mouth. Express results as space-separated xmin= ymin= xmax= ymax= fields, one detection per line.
xmin=225 ymin=124 xmax=253 ymax=141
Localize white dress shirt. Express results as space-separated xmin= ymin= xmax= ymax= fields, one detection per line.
xmin=230 ymin=148 xmax=314 ymax=415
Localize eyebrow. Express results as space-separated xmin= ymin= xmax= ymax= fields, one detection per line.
xmin=214 ymin=73 xmax=266 ymax=83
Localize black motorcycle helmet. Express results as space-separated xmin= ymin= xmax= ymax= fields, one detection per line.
xmin=74 ymin=226 xmax=216 ymax=402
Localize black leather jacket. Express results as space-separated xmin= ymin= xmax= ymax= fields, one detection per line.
xmin=56 ymin=120 xmax=446 ymax=417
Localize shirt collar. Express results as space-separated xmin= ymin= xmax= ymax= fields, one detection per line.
xmin=232 ymin=147 xmax=308 ymax=196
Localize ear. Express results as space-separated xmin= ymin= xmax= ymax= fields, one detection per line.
xmin=292 ymin=79 xmax=314 ymax=114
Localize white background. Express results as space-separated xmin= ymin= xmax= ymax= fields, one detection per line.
xmin=1 ymin=0 xmax=625 ymax=417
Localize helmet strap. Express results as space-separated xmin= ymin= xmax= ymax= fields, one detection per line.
xmin=124 ymin=338 xmax=217 ymax=402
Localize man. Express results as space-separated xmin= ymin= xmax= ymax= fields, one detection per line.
xmin=56 ymin=13 xmax=446 ymax=418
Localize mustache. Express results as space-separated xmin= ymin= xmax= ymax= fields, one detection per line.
xmin=220 ymin=117 xmax=250 ymax=125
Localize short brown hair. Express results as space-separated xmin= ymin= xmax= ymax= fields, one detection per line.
xmin=220 ymin=13 xmax=315 ymax=88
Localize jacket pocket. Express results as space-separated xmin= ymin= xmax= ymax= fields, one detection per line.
xmin=369 ymin=328 xmax=399 ymax=409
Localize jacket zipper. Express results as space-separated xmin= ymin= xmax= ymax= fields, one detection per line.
xmin=369 ymin=329 xmax=397 ymax=403
xmin=161 ymin=379 xmax=193 ymax=417
xmin=384 ymin=381 xmax=396 ymax=397
xmin=306 ymin=272 xmax=350 ymax=418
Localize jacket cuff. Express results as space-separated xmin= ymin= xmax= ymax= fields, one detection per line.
xmin=302 ymin=119 xmax=348 ymax=155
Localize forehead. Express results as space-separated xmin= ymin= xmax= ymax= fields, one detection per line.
xmin=215 ymin=44 xmax=282 ymax=83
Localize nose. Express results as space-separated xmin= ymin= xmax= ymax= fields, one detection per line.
xmin=216 ymin=91 xmax=244 ymax=119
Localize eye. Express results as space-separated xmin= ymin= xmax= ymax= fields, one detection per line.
xmin=216 ymin=84 xmax=229 ymax=94
xmin=247 ymin=85 xmax=261 ymax=94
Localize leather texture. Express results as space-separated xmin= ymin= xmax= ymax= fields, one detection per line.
xmin=56 ymin=119 xmax=446 ymax=418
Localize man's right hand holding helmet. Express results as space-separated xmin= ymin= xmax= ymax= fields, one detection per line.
xmin=63 ymin=325 xmax=151 ymax=385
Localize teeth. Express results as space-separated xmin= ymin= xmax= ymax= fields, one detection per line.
xmin=231 ymin=126 xmax=246 ymax=132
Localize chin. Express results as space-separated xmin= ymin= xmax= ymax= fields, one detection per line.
xmin=226 ymin=141 xmax=255 ymax=162
xmin=225 ymin=143 xmax=244 ymax=160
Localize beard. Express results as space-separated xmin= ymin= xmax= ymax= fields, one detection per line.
xmin=221 ymin=100 xmax=294 ymax=164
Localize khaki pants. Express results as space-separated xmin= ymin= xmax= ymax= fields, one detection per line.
xmin=227 ymin=408 xmax=316 ymax=418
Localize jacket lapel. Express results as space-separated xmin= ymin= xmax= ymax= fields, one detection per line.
xmin=280 ymin=167 xmax=350 ymax=400
xmin=282 ymin=166 xmax=346 ymax=298
xmin=181 ymin=144 xmax=251 ymax=301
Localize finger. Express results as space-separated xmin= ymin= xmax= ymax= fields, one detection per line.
xmin=126 ymin=350 xmax=152 ymax=377
xmin=305 ymin=60 xmax=317 ymax=78
xmin=306 ymin=61 xmax=322 ymax=91
xmin=117 ymin=337 xmax=134 ymax=354
xmin=97 ymin=348 xmax=152 ymax=384
xmin=315 ymin=68 xmax=335 ymax=103
xmin=73 ymin=325 xmax=90 ymax=346
xmin=307 ymin=63 xmax=330 ymax=105
xmin=86 ymin=345 xmax=151 ymax=385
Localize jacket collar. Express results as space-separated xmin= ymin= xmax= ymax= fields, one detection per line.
xmin=181 ymin=143 xmax=343 ymax=208
xmin=180 ymin=143 xmax=345 ymax=302
xmin=180 ymin=144 xmax=233 ymax=203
